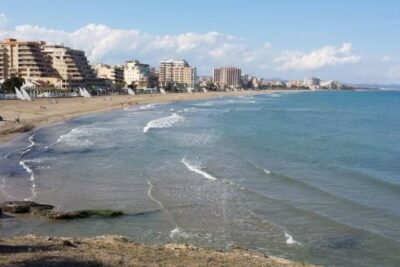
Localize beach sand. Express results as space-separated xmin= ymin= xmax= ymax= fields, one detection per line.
xmin=0 ymin=91 xmax=285 ymax=144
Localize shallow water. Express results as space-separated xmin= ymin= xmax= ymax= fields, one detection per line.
xmin=1 ymin=91 xmax=400 ymax=266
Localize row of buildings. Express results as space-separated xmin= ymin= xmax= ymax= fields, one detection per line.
xmin=0 ymin=38 xmax=345 ymax=91
xmin=0 ymin=38 xmax=198 ymax=90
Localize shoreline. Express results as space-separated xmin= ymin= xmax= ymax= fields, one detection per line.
xmin=0 ymin=90 xmax=301 ymax=145
xmin=0 ymin=235 xmax=317 ymax=266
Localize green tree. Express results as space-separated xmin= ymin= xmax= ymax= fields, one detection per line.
xmin=1 ymin=76 xmax=25 ymax=94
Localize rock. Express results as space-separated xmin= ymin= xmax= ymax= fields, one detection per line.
xmin=62 ymin=240 xmax=77 ymax=248
xmin=48 ymin=210 xmax=91 ymax=220
xmin=0 ymin=207 xmax=2 ymax=216
xmin=0 ymin=201 xmax=54 ymax=214
xmin=48 ymin=209 xmax=124 ymax=220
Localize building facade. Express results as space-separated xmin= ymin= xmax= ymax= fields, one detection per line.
xmin=0 ymin=39 xmax=103 ymax=89
xmin=0 ymin=38 xmax=58 ymax=84
xmin=42 ymin=44 xmax=100 ymax=89
xmin=213 ymin=67 xmax=241 ymax=88
xmin=159 ymin=59 xmax=196 ymax=88
xmin=92 ymin=63 xmax=124 ymax=88
xmin=124 ymin=60 xmax=155 ymax=88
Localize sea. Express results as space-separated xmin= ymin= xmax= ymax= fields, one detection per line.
xmin=0 ymin=90 xmax=399 ymax=267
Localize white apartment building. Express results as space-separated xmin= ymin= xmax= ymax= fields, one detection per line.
xmin=123 ymin=60 xmax=152 ymax=88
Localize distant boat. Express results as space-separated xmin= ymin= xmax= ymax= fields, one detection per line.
xmin=21 ymin=88 xmax=32 ymax=101
xmin=127 ymin=88 xmax=135 ymax=96
xmin=15 ymin=88 xmax=25 ymax=100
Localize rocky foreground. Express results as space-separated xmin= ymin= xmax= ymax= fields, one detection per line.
xmin=0 ymin=235 xmax=316 ymax=267
xmin=0 ymin=201 xmax=317 ymax=266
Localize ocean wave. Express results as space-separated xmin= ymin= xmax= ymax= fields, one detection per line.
xmin=169 ymin=227 xmax=191 ymax=239
xmin=55 ymin=126 xmax=109 ymax=147
xmin=181 ymin=158 xmax=217 ymax=181
xmin=143 ymin=113 xmax=183 ymax=133
xmin=140 ymin=104 xmax=156 ymax=110
xmin=269 ymin=93 xmax=281 ymax=97
xmin=19 ymin=160 xmax=37 ymax=199
xmin=263 ymin=168 xmax=271 ymax=174
xmin=284 ymin=232 xmax=301 ymax=245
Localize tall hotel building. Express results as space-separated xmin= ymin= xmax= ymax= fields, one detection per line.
xmin=213 ymin=67 xmax=241 ymax=88
xmin=159 ymin=59 xmax=196 ymax=88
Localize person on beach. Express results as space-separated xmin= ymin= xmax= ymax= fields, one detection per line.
xmin=15 ymin=115 xmax=20 ymax=123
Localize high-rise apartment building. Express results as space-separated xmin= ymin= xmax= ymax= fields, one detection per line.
xmin=159 ymin=59 xmax=196 ymax=88
xmin=0 ymin=38 xmax=102 ymax=89
xmin=42 ymin=44 xmax=100 ymax=89
xmin=0 ymin=38 xmax=57 ymax=83
xmin=213 ymin=67 xmax=241 ymax=88
xmin=0 ymin=47 xmax=4 ymax=80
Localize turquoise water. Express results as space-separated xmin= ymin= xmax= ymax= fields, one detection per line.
xmin=1 ymin=91 xmax=400 ymax=266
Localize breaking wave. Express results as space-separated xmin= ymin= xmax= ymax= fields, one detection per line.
xmin=181 ymin=158 xmax=217 ymax=181
xmin=143 ymin=113 xmax=183 ymax=133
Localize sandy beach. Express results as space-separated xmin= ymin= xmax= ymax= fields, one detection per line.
xmin=0 ymin=91 xmax=280 ymax=144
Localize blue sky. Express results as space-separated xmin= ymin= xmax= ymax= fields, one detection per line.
xmin=1 ymin=0 xmax=400 ymax=83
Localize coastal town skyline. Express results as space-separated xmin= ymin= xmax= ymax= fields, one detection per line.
xmin=1 ymin=0 xmax=400 ymax=84
xmin=0 ymin=37 xmax=346 ymax=92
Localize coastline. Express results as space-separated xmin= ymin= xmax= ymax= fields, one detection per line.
xmin=0 ymin=235 xmax=317 ymax=266
xmin=0 ymin=90 xmax=297 ymax=144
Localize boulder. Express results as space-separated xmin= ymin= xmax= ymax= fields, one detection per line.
xmin=0 ymin=201 xmax=54 ymax=214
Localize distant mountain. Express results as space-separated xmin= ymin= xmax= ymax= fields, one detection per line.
xmin=354 ymin=83 xmax=400 ymax=90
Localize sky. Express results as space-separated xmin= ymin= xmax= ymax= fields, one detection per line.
xmin=1 ymin=0 xmax=400 ymax=83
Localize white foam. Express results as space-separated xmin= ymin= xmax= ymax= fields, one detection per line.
xmin=140 ymin=104 xmax=153 ymax=110
xmin=169 ymin=227 xmax=191 ymax=239
xmin=263 ymin=168 xmax=271 ymax=174
xmin=56 ymin=126 xmax=101 ymax=147
xmin=19 ymin=160 xmax=37 ymax=199
xmin=143 ymin=113 xmax=183 ymax=133
xmin=285 ymin=232 xmax=300 ymax=245
xmin=147 ymin=181 xmax=165 ymax=210
xmin=181 ymin=158 xmax=217 ymax=181
xmin=270 ymin=93 xmax=281 ymax=98
xmin=19 ymin=161 xmax=34 ymax=181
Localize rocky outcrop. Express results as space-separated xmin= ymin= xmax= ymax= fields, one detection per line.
xmin=0 ymin=201 xmax=54 ymax=214
xmin=48 ymin=209 xmax=123 ymax=220
xmin=0 ymin=201 xmax=123 ymax=220
xmin=0 ymin=235 xmax=318 ymax=267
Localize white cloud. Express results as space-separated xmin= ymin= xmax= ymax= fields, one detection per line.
xmin=0 ymin=23 xmax=251 ymax=68
xmin=382 ymin=56 xmax=391 ymax=62
xmin=263 ymin=42 xmax=272 ymax=49
xmin=0 ymin=13 xmax=7 ymax=26
xmin=275 ymin=43 xmax=361 ymax=71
